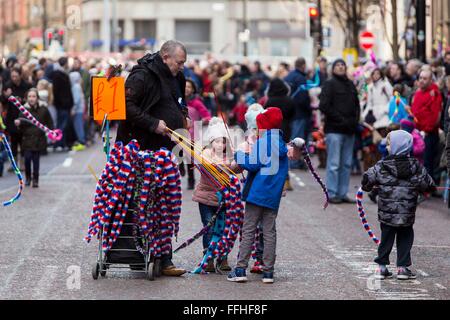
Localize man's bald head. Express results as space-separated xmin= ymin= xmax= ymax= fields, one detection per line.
xmin=418 ymin=69 xmax=433 ymax=91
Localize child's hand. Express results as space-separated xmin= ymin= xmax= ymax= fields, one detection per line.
xmin=14 ymin=119 xmax=21 ymax=127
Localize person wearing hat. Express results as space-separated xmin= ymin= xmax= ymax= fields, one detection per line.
xmin=192 ymin=117 xmax=241 ymax=273
xmin=284 ymin=57 xmax=311 ymax=170
xmin=362 ymin=130 xmax=435 ymax=280
xmin=228 ymin=107 xmax=288 ymax=284
xmin=319 ymin=58 xmax=360 ymax=204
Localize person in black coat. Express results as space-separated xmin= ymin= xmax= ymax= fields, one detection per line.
xmin=284 ymin=57 xmax=311 ymax=170
xmin=264 ymin=78 xmax=295 ymax=143
xmin=265 ymin=78 xmax=295 ymax=191
xmin=116 ymin=41 xmax=189 ymax=152
xmin=15 ymin=89 xmax=53 ymax=187
xmin=4 ymin=68 xmax=31 ymax=163
xmin=319 ymin=59 xmax=360 ymax=204
xmin=50 ymin=57 xmax=74 ymax=150
xmin=116 ymin=40 xmax=190 ymax=277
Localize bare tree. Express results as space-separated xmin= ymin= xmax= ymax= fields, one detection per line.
xmin=379 ymin=0 xmax=415 ymax=61
xmin=330 ymin=0 xmax=368 ymax=50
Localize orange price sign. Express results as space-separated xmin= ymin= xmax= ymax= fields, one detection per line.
xmin=92 ymin=77 xmax=126 ymax=121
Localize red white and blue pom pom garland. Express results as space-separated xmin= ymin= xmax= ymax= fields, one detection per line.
xmin=356 ymin=187 xmax=380 ymax=245
xmin=85 ymin=140 xmax=182 ymax=257
xmin=8 ymin=96 xmax=63 ymax=142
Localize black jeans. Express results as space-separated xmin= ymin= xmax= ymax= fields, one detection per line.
xmin=424 ymin=131 xmax=439 ymax=181
xmin=374 ymin=223 xmax=414 ymax=267
xmin=24 ymin=150 xmax=40 ymax=179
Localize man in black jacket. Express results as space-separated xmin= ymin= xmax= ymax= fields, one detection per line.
xmin=116 ymin=40 xmax=189 ymax=276
xmin=50 ymin=57 xmax=74 ymax=150
xmin=319 ymin=59 xmax=360 ymax=204
xmin=284 ymin=57 xmax=311 ymax=170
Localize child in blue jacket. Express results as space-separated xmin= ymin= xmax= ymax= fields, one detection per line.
xmin=228 ymin=107 xmax=289 ymax=284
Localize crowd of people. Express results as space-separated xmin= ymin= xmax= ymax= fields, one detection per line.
xmin=0 ymin=41 xmax=448 ymax=282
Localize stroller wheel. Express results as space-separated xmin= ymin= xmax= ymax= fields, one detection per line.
xmin=92 ymin=263 xmax=100 ymax=280
xmin=147 ymin=262 xmax=155 ymax=281
xmin=154 ymin=259 xmax=162 ymax=277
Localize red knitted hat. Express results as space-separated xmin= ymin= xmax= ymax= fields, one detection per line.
xmin=256 ymin=107 xmax=283 ymax=130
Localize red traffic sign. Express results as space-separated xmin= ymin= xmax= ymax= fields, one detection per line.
xmin=360 ymin=31 xmax=375 ymax=51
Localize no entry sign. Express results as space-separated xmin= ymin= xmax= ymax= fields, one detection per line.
xmin=360 ymin=31 xmax=375 ymax=51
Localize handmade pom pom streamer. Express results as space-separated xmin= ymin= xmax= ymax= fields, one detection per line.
xmin=290 ymin=138 xmax=329 ymax=209
xmin=8 ymin=96 xmax=63 ymax=142
xmin=0 ymin=133 xmax=24 ymax=206
xmin=356 ymin=187 xmax=380 ymax=245
xmin=85 ymin=140 xmax=182 ymax=257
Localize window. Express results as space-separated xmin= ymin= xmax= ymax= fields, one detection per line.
xmin=175 ymin=20 xmax=211 ymax=54
xmin=270 ymin=39 xmax=289 ymax=56
xmin=134 ymin=20 xmax=156 ymax=40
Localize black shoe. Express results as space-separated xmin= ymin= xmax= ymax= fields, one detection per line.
xmin=375 ymin=266 xmax=393 ymax=280
xmin=179 ymin=164 xmax=186 ymax=177
xmin=187 ymin=180 xmax=195 ymax=190
xmin=25 ymin=175 xmax=31 ymax=187
xmin=32 ymin=177 xmax=39 ymax=188
xmin=397 ymin=267 xmax=416 ymax=280
xmin=341 ymin=196 xmax=356 ymax=204
xmin=329 ymin=197 xmax=343 ymax=204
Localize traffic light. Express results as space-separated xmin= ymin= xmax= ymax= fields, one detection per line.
xmin=309 ymin=4 xmax=320 ymax=37
xmin=57 ymin=29 xmax=65 ymax=45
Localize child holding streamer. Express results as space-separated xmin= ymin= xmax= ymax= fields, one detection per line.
xmin=361 ymin=130 xmax=435 ymax=280
xmin=192 ymin=117 xmax=241 ymax=272
xmin=229 ymin=107 xmax=289 ymax=284
xmin=14 ymin=88 xmax=53 ymax=187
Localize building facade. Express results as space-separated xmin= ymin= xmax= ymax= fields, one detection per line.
xmin=0 ymin=0 xmax=82 ymax=57
xmin=431 ymin=0 xmax=450 ymax=56
xmin=81 ymin=0 xmax=315 ymax=63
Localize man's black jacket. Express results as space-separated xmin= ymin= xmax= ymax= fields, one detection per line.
xmin=116 ymin=52 xmax=187 ymax=151
xmin=319 ymin=74 xmax=360 ymax=135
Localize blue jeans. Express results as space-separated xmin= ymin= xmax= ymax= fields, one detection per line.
xmin=290 ymin=117 xmax=310 ymax=169
xmin=199 ymin=203 xmax=224 ymax=250
xmin=325 ymin=133 xmax=355 ymax=199
xmin=55 ymin=109 xmax=70 ymax=148
xmin=73 ymin=113 xmax=86 ymax=144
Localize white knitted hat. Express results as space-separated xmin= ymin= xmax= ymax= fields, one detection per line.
xmin=205 ymin=117 xmax=228 ymax=144
xmin=245 ymin=103 xmax=264 ymax=130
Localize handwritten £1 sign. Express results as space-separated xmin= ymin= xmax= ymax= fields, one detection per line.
xmin=92 ymin=77 xmax=126 ymax=120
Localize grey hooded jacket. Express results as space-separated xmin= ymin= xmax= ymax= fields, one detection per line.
xmin=362 ymin=130 xmax=435 ymax=227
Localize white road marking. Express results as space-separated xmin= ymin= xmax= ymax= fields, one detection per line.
xmin=62 ymin=158 xmax=73 ymax=168
xmin=0 ymin=187 xmax=73 ymax=297
xmin=435 ymin=283 xmax=447 ymax=290
xmin=327 ymin=245 xmax=433 ymax=300
xmin=32 ymin=266 xmax=59 ymax=300
xmin=413 ymin=245 xmax=450 ymax=249
xmin=417 ymin=269 xmax=430 ymax=277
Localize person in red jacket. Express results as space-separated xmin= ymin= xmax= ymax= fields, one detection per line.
xmin=411 ymin=69 xmax=442 ymax=184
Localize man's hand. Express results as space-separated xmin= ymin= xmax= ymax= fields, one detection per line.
xmin=14 ymin=119 xmax=21 ymax=127
xmin=185 ymin=118 xmax=193 ymax=130
xmin=155 ymin=120 xmax=168 ymax=135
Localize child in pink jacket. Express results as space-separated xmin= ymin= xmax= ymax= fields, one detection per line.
xmin=400 ymin=118 xmax=425 ymax=164
xmin=192 ymin=117 xmax=241 ymax=272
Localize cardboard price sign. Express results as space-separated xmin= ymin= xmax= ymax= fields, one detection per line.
xmin=90 ymin=76 xmax=126 ymax=121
